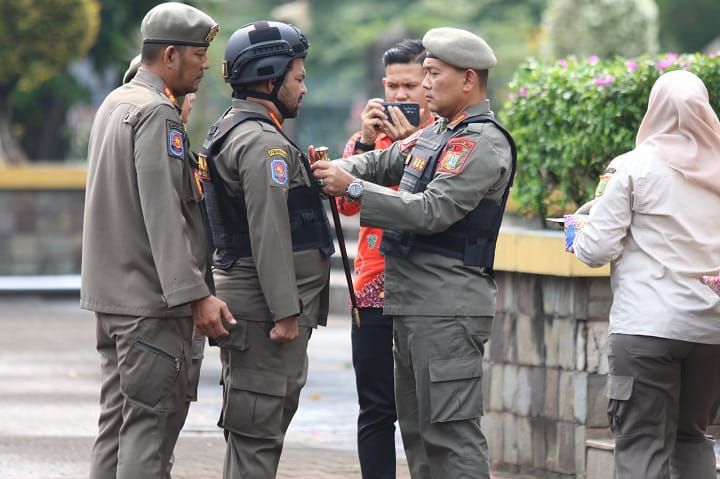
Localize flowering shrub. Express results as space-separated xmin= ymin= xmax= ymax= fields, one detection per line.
xmin=502 ymin=52 xmax=720 ymax=218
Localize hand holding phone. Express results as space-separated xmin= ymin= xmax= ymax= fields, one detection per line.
xmin=381 ymin=102 xmax=420 ymax=127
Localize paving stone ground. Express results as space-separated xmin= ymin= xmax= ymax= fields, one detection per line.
xmin=0 ymin=297 xmax=526 ymax=479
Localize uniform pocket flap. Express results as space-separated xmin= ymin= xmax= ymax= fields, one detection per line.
xmin=604 ymin=374 xmax=634 ymax=400
xmin=231 ymin=368 xmax=287 ymax=397
xmin=214 ymin=320 xmax=248 ymax=351
xmin=429 ymin=357 xmax=483 ymax=383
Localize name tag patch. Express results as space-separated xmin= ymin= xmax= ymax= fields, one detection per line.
xmin=437 ymin=138 xmax=476 ymax=174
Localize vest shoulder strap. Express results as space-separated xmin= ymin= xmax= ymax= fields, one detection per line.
xmin=201 ymin=110 xmax=277 ymax=156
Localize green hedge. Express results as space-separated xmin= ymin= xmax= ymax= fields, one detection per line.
xmin=502 ymin=52 xmax=720 ymax=219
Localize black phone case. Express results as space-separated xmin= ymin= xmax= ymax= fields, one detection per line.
xmin=382 ymin=102 xmax=420 ymax=127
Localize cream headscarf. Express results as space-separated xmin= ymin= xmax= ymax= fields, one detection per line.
xmin=636 ymin=70 xmax=720 ymax=195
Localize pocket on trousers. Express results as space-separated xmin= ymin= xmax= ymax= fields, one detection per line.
xmin=222 ymin=367 xmax=287 ymax=438
xmin=215 ymin=320 xmax=248 ymax=351
xmin=605 ymin=374 xmax=634 ymax=434
xmin=121 ymin=338 xmax=181 ymax=410
xmin=428 ymin=356 xmax=483 ymax=423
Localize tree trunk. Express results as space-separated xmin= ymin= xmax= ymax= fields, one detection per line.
xmin=0 ymin=89 xmax=29 ymax=165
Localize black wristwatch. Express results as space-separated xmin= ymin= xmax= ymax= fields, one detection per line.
xmin=353 ymin=139 xmax=375 ymax=153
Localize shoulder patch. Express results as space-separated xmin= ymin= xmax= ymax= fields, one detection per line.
xmin=270 ymin=159 xmax=289 ymax=186
xmin=594 ymin=168 xmax=617 ymax=198
xmin=166 ymin=120 xmax=185 ymax=159
xmin=267 ymin=147 xmax=288 ymax=159
xmin=437 ymin=138 xmax=477 ymax=174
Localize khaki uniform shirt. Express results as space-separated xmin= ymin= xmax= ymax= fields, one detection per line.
xmin=211 ymin=100 xmax=330 ymax=328
xmin=81 ymin=68 xmax=210 ymax=317
xmin=336 ymin=101 xmax=512 ymax=317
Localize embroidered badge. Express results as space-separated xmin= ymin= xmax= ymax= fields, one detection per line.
xmin=437 ymin=138 xmax=476 ymax=174
xmin=270 ymin=159 xmax=288 ymax=186
xmin=410 ymin=156 xmax=427 ymax=172
xmin=595 ymin=167 xmax=617 ymax=197
xmin=205 ymin=24 xmax=220 ymax=43
xmin=367 ymin=234 xmax=378 ymax=249
xmin=166 ymin=121 xmax=185 ymax=159
xmin=267 ymin=147 xmax=288 ymax=159
xmin=197 ymin=155 xmax=210 ymax=180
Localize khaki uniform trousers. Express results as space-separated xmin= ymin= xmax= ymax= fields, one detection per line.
xmin=90 ymin=313 xmax=194 ymax=479
xmin=607 ymin=333 xmax=720 ymax=479
xmin=218 ymin=320 xmax=311 ymax=479
xmin=393 ymin=315 xmax=493 ymax=479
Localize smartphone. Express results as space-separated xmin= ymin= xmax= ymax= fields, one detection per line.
xmin=381 ymin=102 xmax=420 ymax=127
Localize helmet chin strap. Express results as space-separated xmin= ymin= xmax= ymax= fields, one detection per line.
xmin=238 ymin=70 xmax=296 ymax=119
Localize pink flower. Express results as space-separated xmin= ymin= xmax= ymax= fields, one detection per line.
xmin=709 ymin=51 xmax=718 ymax=59
xmin=588 ymin=54 xmax=600 ymax=65
xmin=625 ymin=60 xmax=638 ymax=72
xmin=518 ymin=86 xmax=528 ymax=97
xmin=557 ymin=59 xmax=568 ymax=68
xmin=655 ymin=52 xmax=679 ymax=72
xmin=593 ymin=75 xmax=615 ymax=87
xmin=507 ymin=92 xmax=517 ymax=101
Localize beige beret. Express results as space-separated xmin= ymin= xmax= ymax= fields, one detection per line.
xmin=122 ymin=54 xmax=141 ymax=84
xmin=422 ymin=27 xmax=496 ymax=70
xmin=141 ymin=2 xmax=219 ymax=47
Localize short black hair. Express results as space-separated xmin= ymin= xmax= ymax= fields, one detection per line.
xmin=141 ymin=43 xmax=186 ymax=64
xmin=382 ymin=39 xmax=425 ymax=67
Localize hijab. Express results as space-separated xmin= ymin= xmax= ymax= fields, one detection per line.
xmin=636 ymin=70 xmax=720 ymax=195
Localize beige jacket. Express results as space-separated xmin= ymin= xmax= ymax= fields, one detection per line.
xmin=81 ymin=68 xmax=210 ymax=317
xmin=575 ymin=152 xmax=720 ymax=344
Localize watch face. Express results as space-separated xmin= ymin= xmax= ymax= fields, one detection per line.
xmin=347 ymin=181 xmax=363 ymax=199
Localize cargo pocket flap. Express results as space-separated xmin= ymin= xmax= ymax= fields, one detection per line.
xmin=231 ymin=368 xmax=287 ymax=397
xmin=214 ymin=320 xmax=248 ymax=351
xmin=604 ymin=374 xmax=633 ymax=400
xmin=429 ymin=357 xmax=482 ymax=383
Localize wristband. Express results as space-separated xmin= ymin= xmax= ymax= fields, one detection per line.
xmin=353 ymin=139 xmax=375 ymax=153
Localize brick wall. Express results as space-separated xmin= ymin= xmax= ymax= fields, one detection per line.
xmin=0 ymin=190 xmax=84 ymax=275
xmin=482 ymin=272 xmax=612 ymax=478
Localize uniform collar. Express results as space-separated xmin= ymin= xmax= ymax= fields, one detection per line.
xmin=133 ymin=68 xmax=182 ymax=110
xmin=447 ymin=100 xmax=492 ymax=130
xmin=231 ymin=98 xmax=285 ymax=129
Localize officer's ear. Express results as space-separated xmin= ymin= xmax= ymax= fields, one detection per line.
xmin=264 ymin=78 xmax=276 ymax=94
xmin=461 ymin=69 xmax=477 ymax=93
xmin=162 ymin=45 xmax=182 ymax=70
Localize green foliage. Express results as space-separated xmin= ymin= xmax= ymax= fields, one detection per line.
xmin=502 ymin=52 xmax=720 ymax=218
xmin=86 ymin=0 xmax=158 ymax=73
xmin=0 ymin=0 xmax=100 ymax=92
xmin=541 ymin=0 xmax=659 ymax=59
xmin=304 ymin=0 xmax=544 ymax=103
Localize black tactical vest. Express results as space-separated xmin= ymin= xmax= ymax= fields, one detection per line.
xmin=199 ymin=110 xmax=334 ymax=269
xmin=380 ymin=114 xmax=517 ymax=276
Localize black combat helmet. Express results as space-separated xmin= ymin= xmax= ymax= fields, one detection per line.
xmin=223 ymin=21 xmax=309 ymax=85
